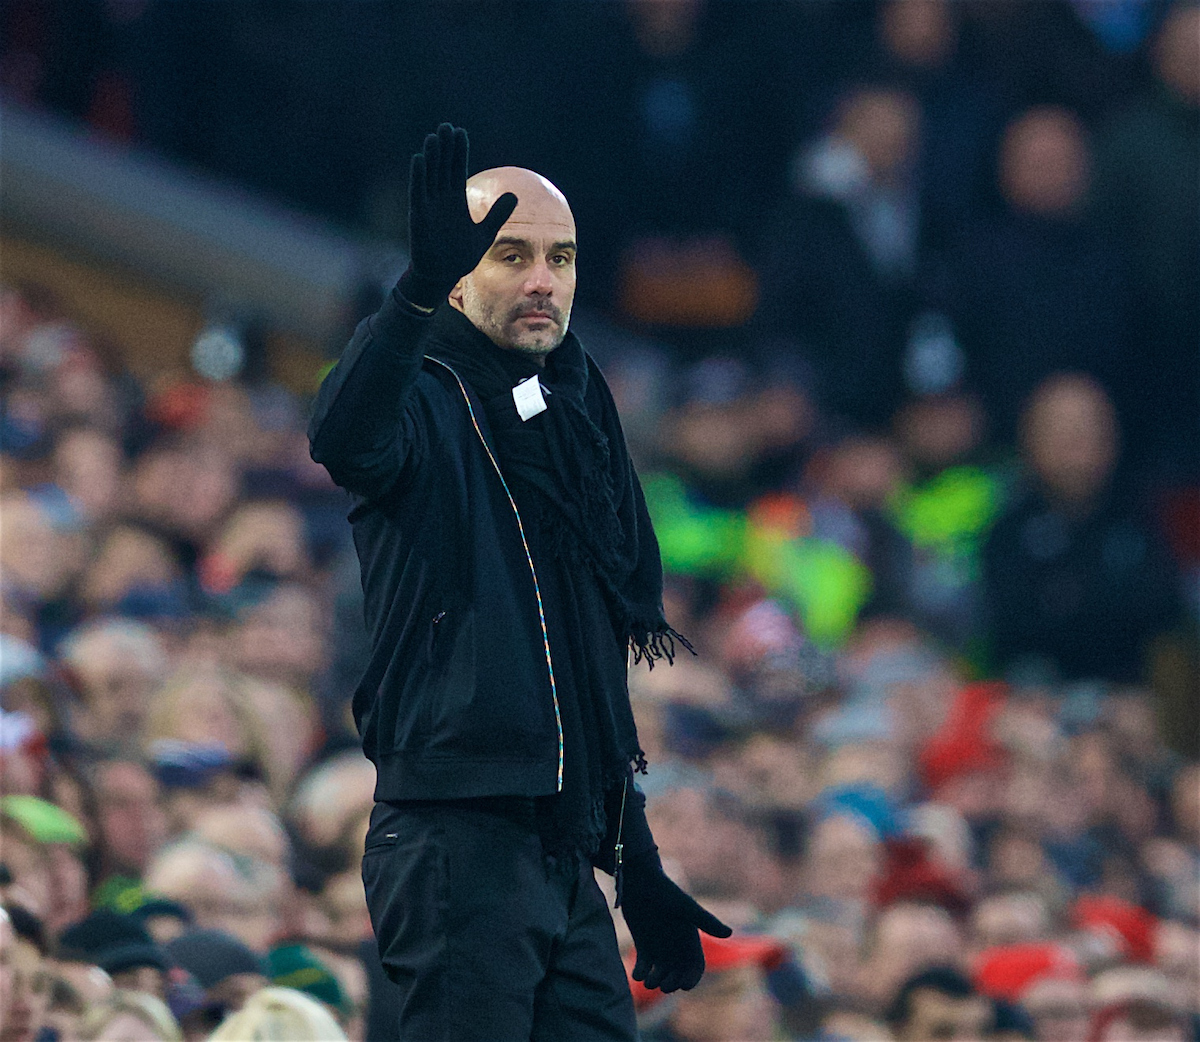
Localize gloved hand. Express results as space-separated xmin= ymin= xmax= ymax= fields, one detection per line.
xmin=620 ymin=849 xmax=732 ymax=993
xmin=396 ymin=123 xmax=518 ymax=310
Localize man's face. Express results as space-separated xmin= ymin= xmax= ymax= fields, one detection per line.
xmin=898 ymin=988 xmax=991 ymax=1042
xmin=451 ymin=169 xmax=577 ymax=359
xmin=0 ymin=925 xmax=50 ymax=1042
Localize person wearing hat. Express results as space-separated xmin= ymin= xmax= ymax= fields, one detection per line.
xmin=265 ymin=945 xmax=348 ymax=1008
xmin=57 ymin=909 xmax=171 ymax=999
xmin=308 ymin=124 xmax=730 ymax=1040
xmin=0 ymin=795 xmax=90 ymax=936
xmin=164 ymin=929 xmax=269 ymax=1015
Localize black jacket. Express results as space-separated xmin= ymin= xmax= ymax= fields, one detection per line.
xmin=309 ymin=292 xmax=565 ymax=802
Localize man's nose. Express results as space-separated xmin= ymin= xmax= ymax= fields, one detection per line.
xmin=524 ymin=259 xmax=553 ymax=295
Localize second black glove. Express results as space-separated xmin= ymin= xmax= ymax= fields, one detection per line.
xmin=620 ymin=849 xmax=732 ymax=993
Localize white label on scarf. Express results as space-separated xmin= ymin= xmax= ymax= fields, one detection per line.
xmin=513 ymin=375 xmax=548 ymax=421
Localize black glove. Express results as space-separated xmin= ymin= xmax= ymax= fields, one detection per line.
xmin=620 ymin=849 xmax=732 ymax=993
xmin=396 ymin=123 xmax=518 ymax=310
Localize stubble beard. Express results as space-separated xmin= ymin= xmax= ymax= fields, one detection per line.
xmin=470 ymin=293 xmax=569 ymax=360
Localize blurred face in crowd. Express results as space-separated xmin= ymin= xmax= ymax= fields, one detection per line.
xmin=206 ymin=971 xmax=267 ymax=1014
xmin=43 ymin=845 xmax=89 ymax=937
xmin=239 ymin=679 xmax=320 ymax=796
xmin=880 ymin=0 xmax=955 ymax=69
xmin=713 ymin=733 xmax=814 ymax=812
xmin=145 ymin=669 xmax=252 ymax=759
xmin=668 ymin=963 xmax=778 ymax=1042
xmin=896 ymin=393 xmax=984 ymax=470
xmin=207 ymin=501 xmax=308 ymax=587
xmin=815 ymin=436 xmax=906 ymax=512
xmin=144 ymin=840 xmax=284 ymax=952
xmin=666 ymin=398 xmax=758 ymax=481
xmin=1021 ymin=976 xmax=1091 ymax=1042
xmin=0 ymin=494 xmax=85 ymax=601
xmin=43 ymin=958 xmax=114 ymax=1040
xmin=806 ymin=814 xmax=882 ymax=904
xmin=896 ymin=986 xmax=991 ymax=1042
xmin=646 ymin=786 xmax=757 ymax=899
xmin=862 ymin=904 xmax=964 ymax=1007
xmin=970 ymin=891 xmax=1049 ymax=951
xmin=1000 ymin=107 xmax=1090 ymax=217
xmin=451 ymin=167 xmax=577 ymax=358
xmin=232 ymin=584 xmax=325 ymax=688
xmin=132 ymin=444 xmax=237 ymax=542
xmin=95 ymin=760 xmax=169 ymax=876
xmin=193 ymin=803 xmax=289 ymax=870
xmin=0 ymin=914 xmax=50 ymax=1042
xmin=54 ymin=427 xmax=123 ymax=522
xmin=65 ymin=624 xmax=168 ymax=747
xmin=0 ymin=833 xmax=51 ymax=921
xmin=1021 ymin=374 xmax=1118 ymax=506
xmin=1096 ymin=1002 xmax=1187 ymax=1042
xmin=836 ymin=88 xmax=921 ymax=187
xmin=80 ymin=526 xmax=181 ymax=613
xmin=1154 ymin=4 xmax=1200 ymax=104
xmin=987 ymin=828 xmax=1051 ymax=888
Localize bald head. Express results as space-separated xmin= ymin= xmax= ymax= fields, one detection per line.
xmin=466 ymin=166 xmax=575 ymax=236
xmin=451 ymin=167 xmax=578 ymax=360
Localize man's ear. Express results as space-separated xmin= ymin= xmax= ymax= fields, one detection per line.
xmin=448 ymin=278 xmax=466 ymax=311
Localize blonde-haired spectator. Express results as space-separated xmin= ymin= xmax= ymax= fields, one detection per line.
xmin=78 ymin=989 xmax=182 ymax=1042
xmin=207 ymin=987 xmax=347 ymax=1042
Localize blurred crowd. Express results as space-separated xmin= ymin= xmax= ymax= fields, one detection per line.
xmin=2 ymin=1 xmax=1199 ymax=1040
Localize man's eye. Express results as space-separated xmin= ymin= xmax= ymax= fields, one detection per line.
xmin=503 ymin=253 xmax=521 ymax=263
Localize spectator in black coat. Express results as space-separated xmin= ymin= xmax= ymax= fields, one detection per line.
xmin=755 ymin=83 xmax=924 ymax=427
xmin=934 ymin=105 xmax=1135 ymax=442
xmin=1093 ymin=3 xmax=1200 ymax=479
xmin=982 ymin=373 xmax=1183 ymax=684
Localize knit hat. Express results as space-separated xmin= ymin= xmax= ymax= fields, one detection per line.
xmin=1071 ymin=895 xmax=1157 ymax=964
xmin=166 ymin=929 xmax=268 ymax=990
xmin=974 ymin=942 xmax=1083 ymax=1002
xmin=266 ymin=944 xmax=349 ymax=1015
xmin=57 ymin=909 xmax=170 ymax=975
xmin=0 ymin=795 xmax=87 ymax=846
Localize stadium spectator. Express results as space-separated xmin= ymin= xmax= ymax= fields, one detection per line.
xmin=982 ymin=373 xmax=1184 ymax=683
xmin=886 ymin=966 xmax=992 ymax=1041
xmin=1092 ymin=2 xmax=1200 ymax=476
xmin=933 ymin=105 xmax=1133 ymax=440
xmin=755 ymin=82 xmax=923 ymax=425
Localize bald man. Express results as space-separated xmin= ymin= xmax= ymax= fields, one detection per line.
xmin=309 ymin=125 xmax=728 ymax=1040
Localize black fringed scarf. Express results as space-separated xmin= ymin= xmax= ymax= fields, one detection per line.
xmin=424 ymin=305 xmax=687 ymax=853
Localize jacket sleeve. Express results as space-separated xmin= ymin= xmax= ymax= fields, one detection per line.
xmin=308 ymin=290 xmax=434 ymax=499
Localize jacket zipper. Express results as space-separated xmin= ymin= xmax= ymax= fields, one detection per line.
xmin=614 ymin=774 xmax=628 ymax=907
xmin=426 ymin=357 xmax=564 ymax=792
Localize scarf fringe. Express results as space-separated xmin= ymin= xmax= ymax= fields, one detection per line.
xmin=629 ymin=626 xmax=696 ymax=669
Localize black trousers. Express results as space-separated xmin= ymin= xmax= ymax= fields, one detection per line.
xmin=362 ymin=800 xmax=639 ymax=1042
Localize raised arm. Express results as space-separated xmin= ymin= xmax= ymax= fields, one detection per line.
xmin=308 ymin=124 xmax=517 ymax=498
